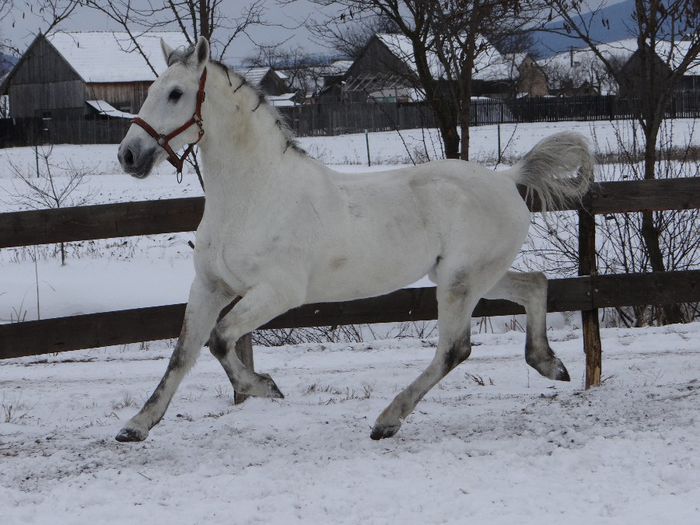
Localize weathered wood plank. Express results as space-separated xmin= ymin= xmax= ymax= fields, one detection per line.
xmin=589 ymin=178 xmax=700 ymax=214
xmin=0 ymin=198 xmax=204 ymax=248
xmin=579 ymin=204 xmax=602 ymax=389
xmin=593 ymin=270 xmax=700 ymax=307
xmin=2 ymin=178 xmax=700 ymax=248
xmin=0 ymin=278 xmax=590 ymax=360
xmin=4 ymin=272 xmax=698 ymax=361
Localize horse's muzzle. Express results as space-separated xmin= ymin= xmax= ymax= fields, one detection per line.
xmin=118 ymin=141 xmax=158 ymax=179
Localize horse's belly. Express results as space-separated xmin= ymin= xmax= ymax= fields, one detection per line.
xmin=305 ymin=235 xmax=438 ymax=303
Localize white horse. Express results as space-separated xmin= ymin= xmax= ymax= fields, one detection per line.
xmin=116 ymin=37 xmax=593 ymax=442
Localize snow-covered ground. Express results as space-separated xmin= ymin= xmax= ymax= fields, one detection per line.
xmin=1 ymin=120 xmax=699 ymax=523
xmin=1 ymin=119 xmax=698 ymax=322
xmin=1 ymin=324 xmax=699 ymax=524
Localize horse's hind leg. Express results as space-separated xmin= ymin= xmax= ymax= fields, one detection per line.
xmin=371 ymin=276 xmax=483 ymax=440
xmin=116 ymin=278 xmax=228 ymax=442
xmin=484 ymin=271 xmax=570 ymax=381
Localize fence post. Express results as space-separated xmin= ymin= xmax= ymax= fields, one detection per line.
xmin=233 ymin=333 xmax=254 ymax=404
xmin=578 ymin=202 xmax=602 ymax=388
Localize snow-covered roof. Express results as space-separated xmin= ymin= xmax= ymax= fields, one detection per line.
xmin=538 ymin=39 xmax=638 ymax=73
xmin=47 ymin=31 xmax=189 ymax=83
xmin=241 ymin=67 xmax=272 ymax=86
xmin=328 ymin=60 xmax=353 ymax=76
xmin=539 ymin=38 xmax=699 ymax=76
xmin=376 ymin=33 xmax=512 ymax=82
xmin=86 ymin=100 xmax=135 ymax=119
xmin=267 ymin=92 xmax=299 ymax=107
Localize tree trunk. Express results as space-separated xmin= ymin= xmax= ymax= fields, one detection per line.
xmin=441 ymin=125 xmax=460 ymax=159
xmin=640 ymin=126 xmax=685 ymax=324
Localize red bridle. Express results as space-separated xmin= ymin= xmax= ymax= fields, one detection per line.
xmin=131 ymin=67 xmax=208 ymax=175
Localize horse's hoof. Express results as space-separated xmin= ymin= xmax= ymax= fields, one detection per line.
xmin=260 ymin=373 xmax=285 ymax=399
xmin=370 ymin=422 xmax=401 ymax=440
xmin=529 ymin=354 xmax=571 ymax=382
xmin=115 ymin=426 xmax=148 ymax=442
xmin=238 ymin=373 xmax=284 ymax=399
xmin=554 ymin=360 xmax=571 ymax=382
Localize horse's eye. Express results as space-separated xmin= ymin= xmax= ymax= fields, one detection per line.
xmin=168 ymin=89 xmax=183 ymax=103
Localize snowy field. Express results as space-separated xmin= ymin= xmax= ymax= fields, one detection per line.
xmin=1 ymin=324 xmax=699 ymax=524
xmin=1 ymin=120 xmax=699 ymax=523
xmin=1 ymin=119 xmax=698 ymax=322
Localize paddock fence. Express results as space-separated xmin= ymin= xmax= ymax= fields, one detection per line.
xmin=1 ymin=177 xmax=700 ymax=389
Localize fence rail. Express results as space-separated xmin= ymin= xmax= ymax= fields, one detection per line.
xmin=2 ymin=177 xmax=700 ymax=389
xmin=2 ymin=178 xmax=700 ymax=249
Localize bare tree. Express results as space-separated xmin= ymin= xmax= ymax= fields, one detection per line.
xmin=8 ymin=145 xmax=94 ymax=265
xmin=309 ymin=12 xmax=398 ymax=59
xmin=307 ymin=0 xmax=532 ymax=160
xmin=83 ymin=0 xmax=265 ymax=61
xmin=540 ymin=0 xmax=700 ymax=323
xmin=0 ymin=0 xmax=81 ymax=54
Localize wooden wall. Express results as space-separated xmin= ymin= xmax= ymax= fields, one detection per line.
xmin=7 ymin=35 xmax=86 ymax=118
xmin=5 ymin=34 xmax=152 ymax=118
xmin=87 ymin=82 xmax=151 ymax=114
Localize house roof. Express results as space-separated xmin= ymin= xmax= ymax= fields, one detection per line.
xmin=375 ymin=33 xmax=513 ymax=82
xmin=539 ymin=38 xmax=699 ymax=76
xmin=240 ymin=67 xmax=273 ymax=86
xmin=46 ymin=31 xmax=189 ymax=83
xmin=86 ymin=100 xmax=135 ymax=119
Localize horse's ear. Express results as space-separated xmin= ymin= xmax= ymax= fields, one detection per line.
xmin=192 ymin=36 xmax=210 ymax=68
xmin=161 ymin=39 xmax=175 ymax=65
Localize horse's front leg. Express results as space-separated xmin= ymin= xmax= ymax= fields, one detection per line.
xmin=116 ymin=277 xmax=229 ymax=442
xmin=209 ymin=281 xmax=305 ymax=398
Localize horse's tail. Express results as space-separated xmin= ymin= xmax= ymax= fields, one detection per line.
xmin=505 ymin=132 xmax=594 ymax=211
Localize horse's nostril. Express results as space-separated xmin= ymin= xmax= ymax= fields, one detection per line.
xmin=124 ymin=148 xmax=135 ymax=166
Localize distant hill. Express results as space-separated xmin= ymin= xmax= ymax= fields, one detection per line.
xmin=0 ymin=52 xmax=18 ymax=77
xmin=533 ymin=0 xmax=636 ymax=57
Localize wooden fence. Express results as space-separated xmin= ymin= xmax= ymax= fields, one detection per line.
xmin=2 ymin=177 xmax=700 ymax=389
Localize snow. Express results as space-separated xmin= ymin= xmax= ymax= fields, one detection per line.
xmin=1 ymin=119 xmax=699 ymax=322
xmin=86 ymin=100 xmax=136 ymax=119
xmin=376 ymin=33 xmax=513 ymax=82
xmin=1 ymin=324 xmax=699 ymax=524
xmin=1 ymin=119 xmax=700 ymax=523
xmin=47 ymin=31 xmax=189 ymax=83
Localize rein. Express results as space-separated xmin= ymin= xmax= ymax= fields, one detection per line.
xmin=131 ymin=67 xmax=208 ymax=177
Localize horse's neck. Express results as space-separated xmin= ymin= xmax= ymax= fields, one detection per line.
xmin=198 ymin=71 xmax=299 ymax=208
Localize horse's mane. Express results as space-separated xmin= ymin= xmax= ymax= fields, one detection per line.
xmin=168 ymin=45 xmax=304 ymax=155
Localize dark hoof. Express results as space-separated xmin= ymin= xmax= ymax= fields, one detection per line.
xmin=257 ymin=373 xmax=284 ymax=399
xmin=555 ymin=362 xmax=571 ymax=382
xmin=530 ymin=355 xmax=571 ymax=382
xmin=115 ymin=427 xmax=148 ymax=442
xmin=370 ymin=423 xmax=401 ymax=440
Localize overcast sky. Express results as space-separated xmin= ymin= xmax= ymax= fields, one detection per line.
xmin=0 ymin=0 xmax=341 ymax=64
xmin=1 ymin=0 xmax=628 ymax=63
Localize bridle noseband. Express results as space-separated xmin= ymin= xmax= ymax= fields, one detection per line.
xmin=131 ymin=67 xmax=208 ymax=176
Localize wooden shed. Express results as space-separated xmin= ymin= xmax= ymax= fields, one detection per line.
xmin=1 ymin=31 xmax=188 ymax=119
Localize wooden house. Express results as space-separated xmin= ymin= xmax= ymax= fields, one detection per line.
xmin=1 ymin=31 xmax=188 ymax=119
xmin=240 ymin=67 xmax=290 ymax=97
xmin=618 ymin=41 xmax=700 ymax=97
xmin=344 ymin=33 xmax=530 ymax=102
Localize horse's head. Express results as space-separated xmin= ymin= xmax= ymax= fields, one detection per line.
xmin=118 ymin=37 xmax=210 ymax=178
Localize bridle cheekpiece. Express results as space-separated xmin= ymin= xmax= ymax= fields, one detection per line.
xmin=131 ymin=67 xmax=208 ymax=177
